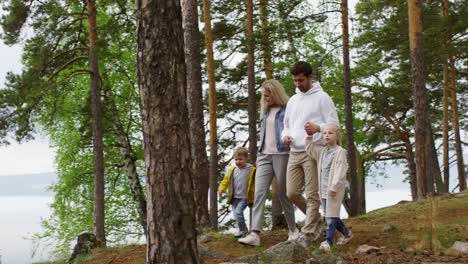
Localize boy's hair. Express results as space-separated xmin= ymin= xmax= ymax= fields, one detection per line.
xmin=324 ymin=123 xmax=341 ymax=145
xmin=290 ymin=61 xmax=313 ymax=77
xmin=260 ymin=79 xmax=289 ymax=112
xmin=233 ymin=147 xmax=249 ymax=158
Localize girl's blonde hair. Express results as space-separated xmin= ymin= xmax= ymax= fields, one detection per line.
xmin=323 ymin=123 xmax=341 ymax=145
xmin=260 ymin=79 xmax=289 ymax=112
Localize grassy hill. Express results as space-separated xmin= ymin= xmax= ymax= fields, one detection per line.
xmin=38 ymin=191 xmax=468 ymax=264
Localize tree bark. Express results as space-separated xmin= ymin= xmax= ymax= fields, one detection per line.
xmin=182 ymin=0 xmax=211 ymax=227
xmin=449 ymin=59 xmax=466 ymax=191
xmin=137 ymin=0 xmax=199 ymax=262
xmin=260 ymin=0 xmax=273 ymax=79
xmin=341 ymin=0 xmax=359 ymax=216
xmin=86 ymin=0 xmax=106 ymax=247
xmin=105 ymin=86 xmax=147 ymax=238
xmin=442 ymin=63 xmax=450 ymax=193
xmin=408 ymin=0 xmax=433 ymax=199
xmin=202 ymin=0 xmax=219 ymax=230
xmin=246 ymin=0 xmax=257 ymax=163
xmin=355 ymin=150 xmax=366 ymax=214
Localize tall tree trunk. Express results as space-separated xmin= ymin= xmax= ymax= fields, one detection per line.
xmin=341 ymin=0 xmax=359 ymax=216
xmin=182 ymin=0 xmax=211 ymax=227
xmin=408 ymin=0 xmax=433 ymax=199
xmin=137 ymin=0 xmax=199 ymax=262
xmin=104 ymin=86 xmax=147 ymax=237
xmin=260 ymin=0 xmax=286 ymax=228
xmin=260 ymin=0 xmax=272 ymax=80
xmin=86 ymin=0 xmax=105 ymax=247
xmin=442 ymin=63 xmax=450 ymax=193
xmin=202 ymin=0 xmax=219 ymax=230
xmin=449 ymin=59 xmax=466 ymax=191
xmin=246 ymin=0 xmax=257 ymax=163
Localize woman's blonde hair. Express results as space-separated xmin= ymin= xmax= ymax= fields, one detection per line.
xmin=260 ymin=79 xmax=289 ymax=112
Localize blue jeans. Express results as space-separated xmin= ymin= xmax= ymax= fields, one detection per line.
xmin=322 ymin=199 xmax=350 ymax=244
xmin=232 ymin=198 xmax=248 ymax=232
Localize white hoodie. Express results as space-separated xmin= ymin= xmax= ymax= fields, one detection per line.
xmin=281 ymin=82 xmax=339 ymax=152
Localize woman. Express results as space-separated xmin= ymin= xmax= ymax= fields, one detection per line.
xmin=238 ymin=79 xmax=299 ymax=246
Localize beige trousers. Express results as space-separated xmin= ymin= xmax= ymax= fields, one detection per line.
xmin=286 ymin=149 xmax=323 ymax=237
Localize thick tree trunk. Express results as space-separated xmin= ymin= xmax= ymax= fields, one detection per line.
xmin=246 ymin=0 xmax=257 ymax=163
xmin=202 ymin=0 xmax=219 ymax=230
xmin=182 ymin=0 xmax=210 ymax=227
xmin=341 ymin=0 xmax=359 ymax=216
xmin=408 ymin=0 xmax=433 ymax=199
xmin=260 ymin=0 xmax=273 ymax=79
xmin=86 ymin=0 xmax=105 ymax=247
xmin=449 ymin=59 xmax=466 ymax=191
xmin=137 ymin=0 xmax=199 ymax=262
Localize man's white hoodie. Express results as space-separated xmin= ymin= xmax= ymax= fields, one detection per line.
xmin=281 ymin=82 xmax=339 ymax=152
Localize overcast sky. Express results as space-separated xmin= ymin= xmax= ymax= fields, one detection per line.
xmin=0 ymin=42 xmax=56 ymax=176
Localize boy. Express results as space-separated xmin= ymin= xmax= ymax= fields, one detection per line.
xmin=218 ymin=147 xmax=256 ymax=238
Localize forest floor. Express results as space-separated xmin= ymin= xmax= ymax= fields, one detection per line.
xmin=39 ymin=191 xmax=468 ymax=264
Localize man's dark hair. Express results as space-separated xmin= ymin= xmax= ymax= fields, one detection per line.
xmin=290 ymin=61 xmax=313 ymax=77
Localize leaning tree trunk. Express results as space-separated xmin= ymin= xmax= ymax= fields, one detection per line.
xmin=137 ymin=0 xmax=199 ymax=262
xmin=246 ymin=0 xmax=257 ymax=162
xmin=104 ymin=85 xmax=147 ymax=237
xmin=449 ymin=59 xmax=466 ymax=191
xmin=408 ymin=0 xmax=433 ymax=199
xmin=202 ymin=0 xmax=219 ymax=230
xmin=86 ymin=0 xmax=105 ymax=247
xmin=182 ymin=0 xmax=211 ymax=227
xmin=341 ymin=0 xmax=359 ymax=216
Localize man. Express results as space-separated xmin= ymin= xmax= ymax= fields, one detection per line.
xmin=282 ymin=61 xmax=339 ymax=246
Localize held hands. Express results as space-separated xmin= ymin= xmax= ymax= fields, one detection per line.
xmin=283 ymin=136 xmax=293 ymax=146
xmin=304 ymin=122 xmax=320 ymax=135
xmin=328 ymin=190 xmax=337 ymax=197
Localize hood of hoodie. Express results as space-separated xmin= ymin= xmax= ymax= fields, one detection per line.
xmin=295 ymin=82 xmax=323 ymax=96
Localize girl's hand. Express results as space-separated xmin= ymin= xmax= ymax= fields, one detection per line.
xmin=329 ymin=190 xmax=337 ymax=197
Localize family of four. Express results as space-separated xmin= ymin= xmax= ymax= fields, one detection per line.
xmin=218 ymin=61 xmax=353 ymax=251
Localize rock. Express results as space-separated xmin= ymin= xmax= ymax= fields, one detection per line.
xmin=306 ymin=255 xmax=346 ymax=264
xmin=264 ymin=240 xmax=309 ymax=262
xmin=69 ymin=232 xmax=97 ymax=263
xmin=198 ymin=244 xmax=226 ymax=258
xmin=397 ymin=200 xmax=411 ymax=205
xmin=197 ymin=234 xmax=214 ymax=243
xmin=383 ymin=224 xmax=395 ymax=232
xmin=355 ymin=244 xmax=382 ymax=254
xmin=236 ymin=240 xmax=309 ymax=263
xmin=452 ymin=241 xmax=468 ymax=254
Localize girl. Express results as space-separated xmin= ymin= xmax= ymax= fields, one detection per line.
xmin=305 ymin=123 xmax=353 ymax=251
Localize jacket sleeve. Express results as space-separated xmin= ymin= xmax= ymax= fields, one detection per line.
xmin=281 ymin=102 xmax=291 ymax=139
xmin=248 ymin=167 xmax=256 ymax=206
xmin=218 ymin=168 xmax=231 ymax=192
xmin=319 ymin=94 xmax=340 ymax=132
xmin=329 ymin=150 xmax=349 ymax=192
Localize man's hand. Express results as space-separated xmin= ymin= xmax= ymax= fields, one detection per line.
xmin=328 ymin=190 xmax=337 ymax=197
xmin=304 ymin=122 xmax=320 ymax=135
xmin=283 ymin=136 xmax=293 ymax=146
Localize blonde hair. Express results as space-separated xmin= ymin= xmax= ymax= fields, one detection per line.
xmin=260 ymin=79 xmax=289 ymax=112
xmin=233 ymin=147 xmax=249 ymax=158
xmin=323 ymin=123 xmax=341 ymax=145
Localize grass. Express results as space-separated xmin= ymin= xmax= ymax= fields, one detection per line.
xmin=37 ymin=192 xmax=468 ymax=264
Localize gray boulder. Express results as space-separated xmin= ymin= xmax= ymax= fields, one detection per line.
xmin=355 ymin=244 xmax=382 ymax=254
xmin=306 ymin=255 xmax=346 ymax=264
xmin=237 ymin=240 xmax=309 ymax=263
xmin=451 ymin=241 xmax=468 ymax=254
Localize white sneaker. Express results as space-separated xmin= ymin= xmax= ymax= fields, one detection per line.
xmin=288 ymin=228 xmax=300 ymax=241
xmin=336 ymin=230 xmax=353 ymax=245
xmin=234 ymin=230 xmax=247 ymax=238
xmin=319 ymin=240 xmax=331 ymax=252
xmin=238 ymin=232 xmax=260 ymax=246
